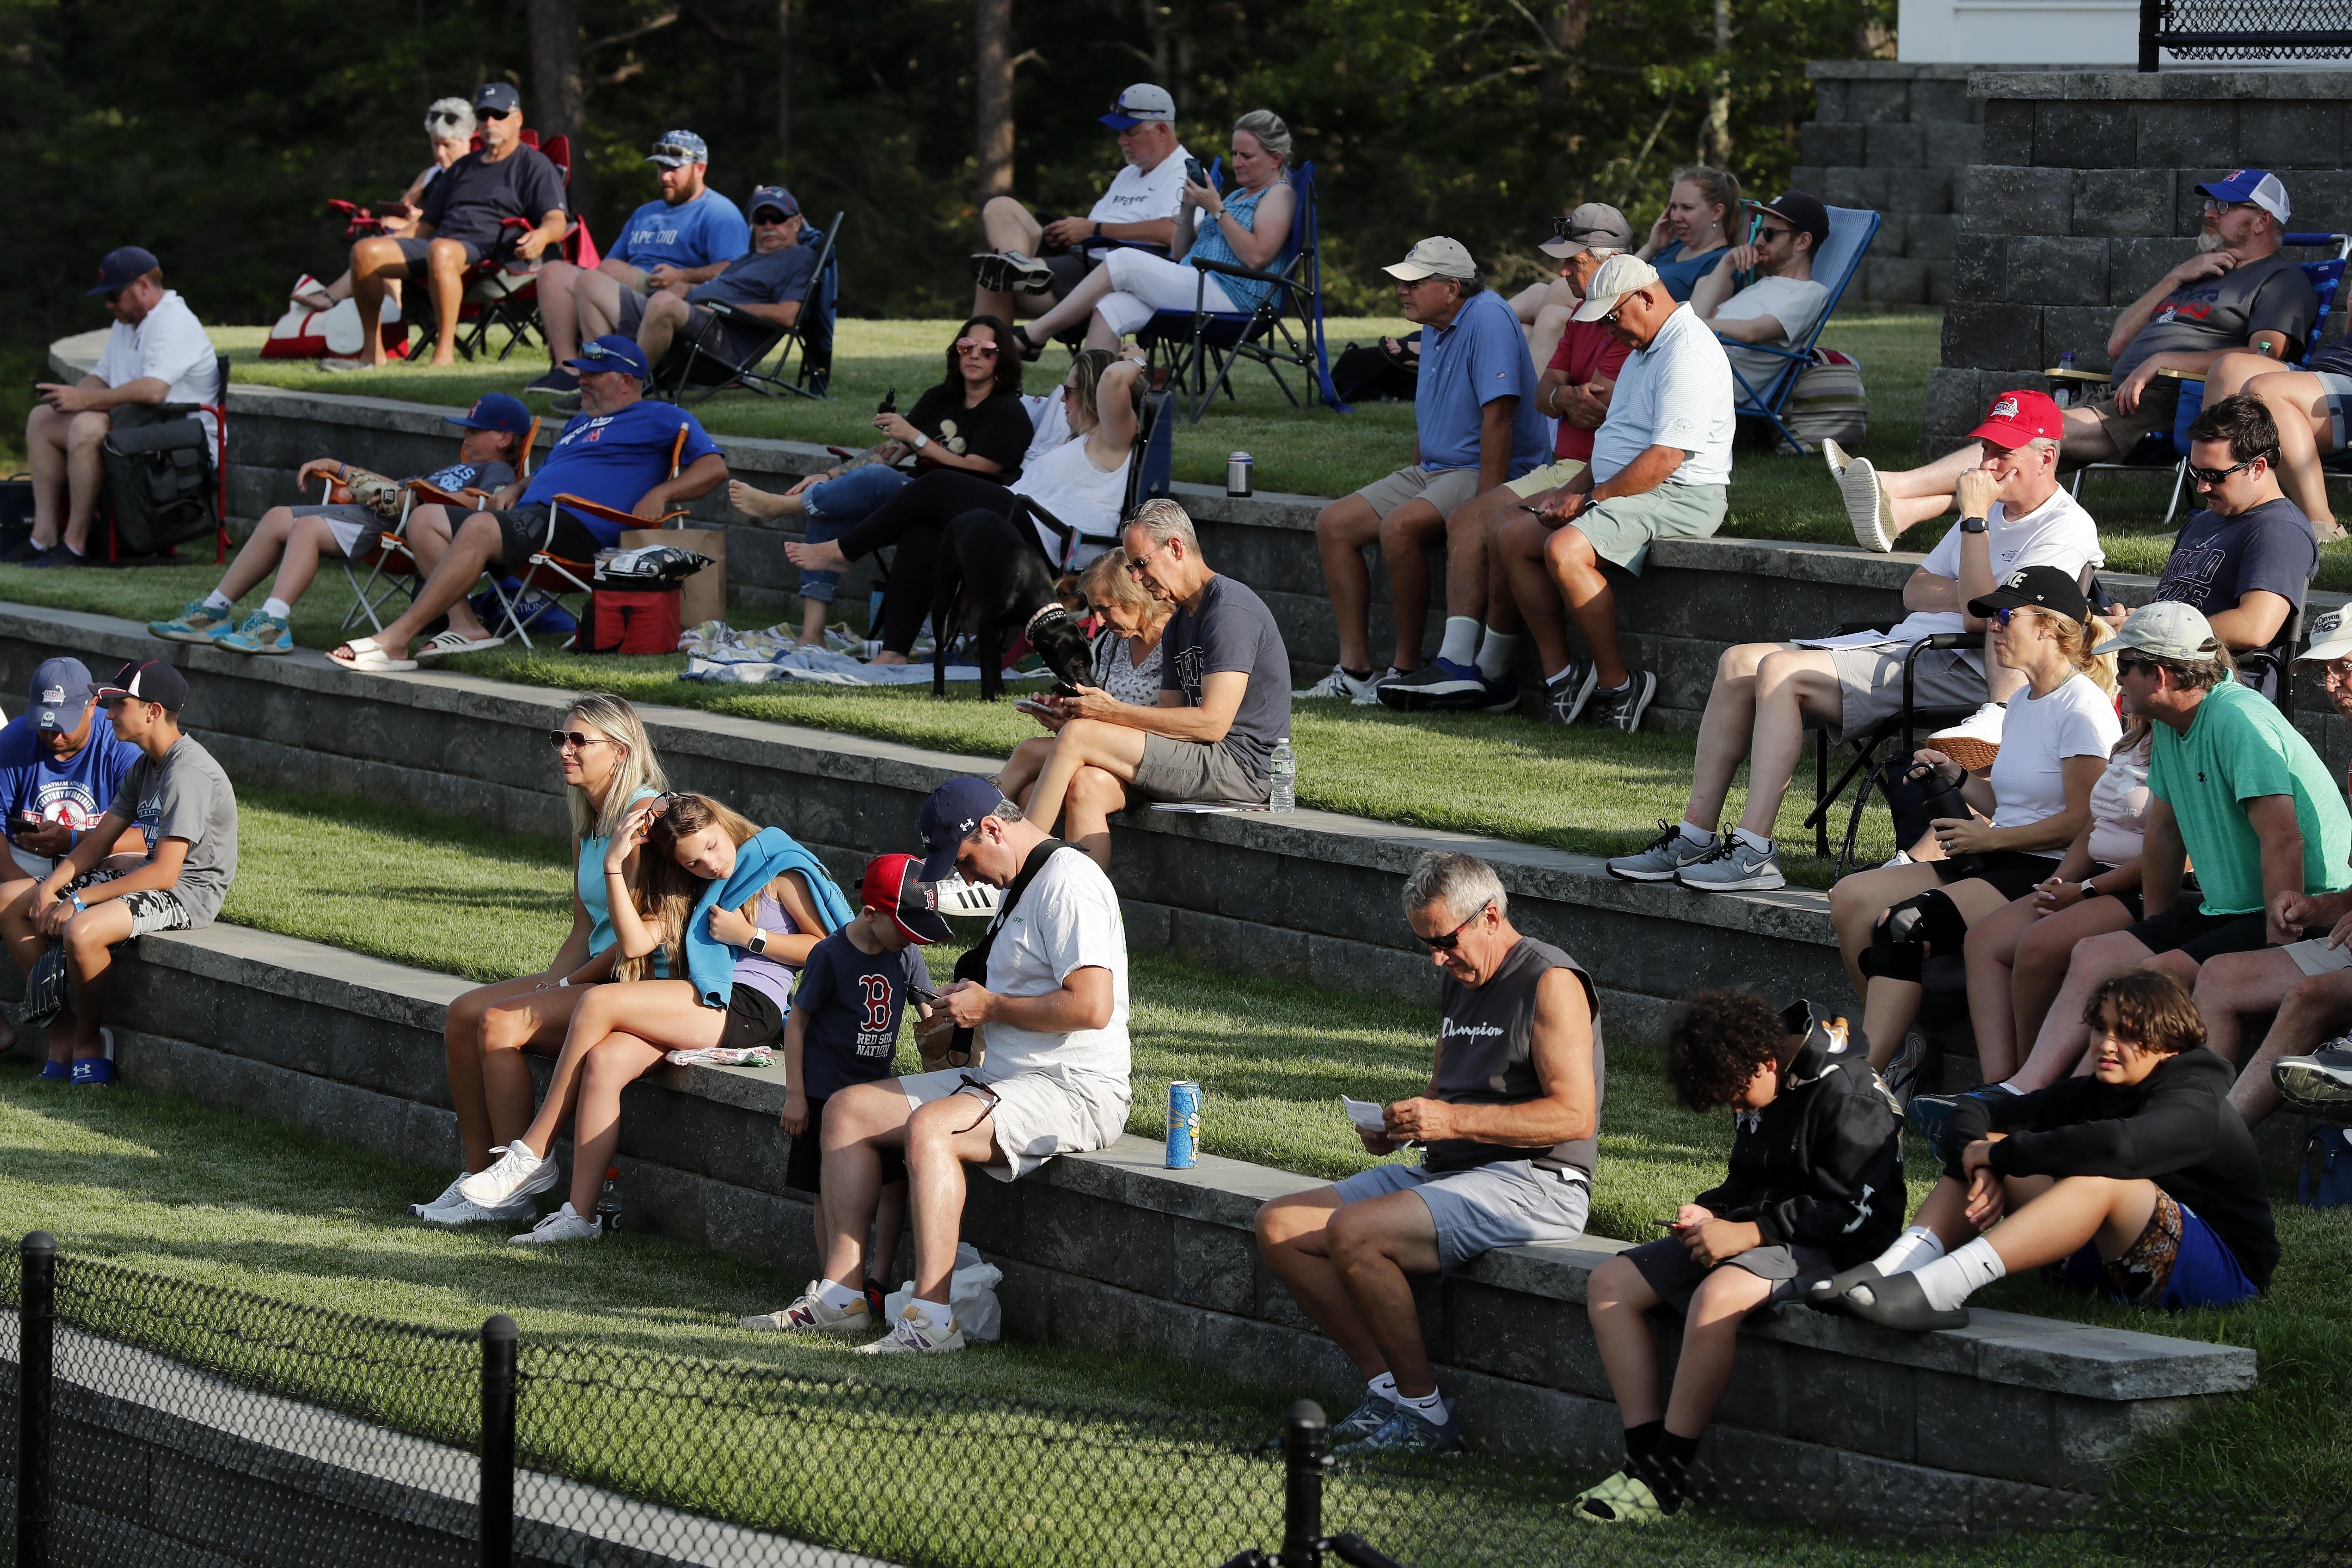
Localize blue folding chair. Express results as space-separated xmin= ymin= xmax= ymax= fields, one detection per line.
xmin=1713 ymin=203 xmax=1878 ymax=456
xmin=655 ymin=214 xmax=841 ymax=403
xmin=1134 ymin=161 xmax=1348 ymax=423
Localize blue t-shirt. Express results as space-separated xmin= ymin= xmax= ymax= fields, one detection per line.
xmin=1413 ymin=287 xmax=1547 ymax=477
xmin=792 ymin=928 xmax=931 ymax=1100
xmin=521 ymin=401 xmax=726 ymax=548
xmin=1652 ymin=240 xmax=1732 ymax=303
xmin=2153 ymin=496 xmax=2318 ymax=622
xmin=606 ymin=190 xmax=750 ymax=272
xmin=0 ymin=712 xmax=141 ymax=839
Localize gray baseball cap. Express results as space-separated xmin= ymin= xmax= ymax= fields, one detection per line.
xmin=1540 ymin=202 xmax=1635 ymax=259
xmin=2091 ymin=601 xmax=2223 ymax=662
xmin=1383 ymin=237 xmax=1477 ymax=282
xmin=1571 ymin=254 xmax=1663 ymax=321
xmin=1100 ymin=84 xmax=1176 ymax=128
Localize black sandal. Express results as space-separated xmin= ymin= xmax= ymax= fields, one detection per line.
xmin=1010 ymin=325 xmax=1047 ymax=363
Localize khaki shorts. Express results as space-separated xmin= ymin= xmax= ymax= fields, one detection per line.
xmin=899 ymin=1066 xmax=1131 ymax=1182
xmin=1353 ymin=464 xmax=1480 ymax=521
xmin=1131 ymin=733 xmax=1270 ymax=805
xmin=1568 ymin=483 xmax=1727 ymax=574
xmin=1824 ymin=644 xmax=1988 ymax=744
xmin=1504 ymin=458 xmax=1588 ymax=500
xmin=2080 ymin=377 xmax=2180 ymax=456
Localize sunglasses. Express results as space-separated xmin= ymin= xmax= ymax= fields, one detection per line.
xmin=426 ymin=110 xmax=470 ymax=127
xmin=955 ymin=338 xmax=1000 ymax=358
xmin=2187 ymin=454 xmax=2269 ymax=486
xmin=546 ymin=729 xmax=615 ymax=752
xmin=651 ymin=144 xmax=700 ymax=162
xmin=2116 ymin=657 xmax=2163 ymax=680
xmin=1418 ymin=898 xmax=1493 ymax=952
xmin=1124 ymin=541 xmax=1170 ymax=576
xmin=1754 ymin=224 xmax=1795 ymax=242
xmin=753 ymin=211 xmax=795 ymax=225
xmin=478 ymin=105 xmax=519 ymax=120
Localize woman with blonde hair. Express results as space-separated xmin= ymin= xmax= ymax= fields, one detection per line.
xmin=996 ymin=545 xmax=1174 ymax=804
xmin=1825 ymin=568 xmax=2121 ymax=1105
xmin=1634 ymin=166 xmax=1741 ymax=302
xmin=416 ymin=693 xmax=668 ymax=1224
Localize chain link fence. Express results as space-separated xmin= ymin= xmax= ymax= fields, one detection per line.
xmin=7 ymin=1233 xmax=2349 ymax=1568
xmin=2140 ymin=0 xmax=2352 ymax=67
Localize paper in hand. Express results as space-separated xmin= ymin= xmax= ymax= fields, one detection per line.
xmin=1342 ymin=1096 xmax=1388 ymax=1133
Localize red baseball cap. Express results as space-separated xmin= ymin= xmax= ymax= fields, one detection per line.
xmin=861 ymin=852 xmax=952 ymax=945
xmin=1968 ymin=389 xmax=2064 ymax=450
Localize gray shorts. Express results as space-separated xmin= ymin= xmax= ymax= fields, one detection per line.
xmin=289 ymin=501 xmax=382 ymax=560
xmin=70 ymin=867 xmax=195 ymax=936
xmin=1623 ymin=1234 xmax=1838 ymax=1315
xmin=1824 ymin=644 xmax=1987 ymax=744
xmin=613 ymin=286 xmax=649 ymax=336
xmin=1130 ymin=734 xmax=1269 ymax=806
xmin=2316 ymin=371 xmax=2352 ymax=450
xmin=1352 ymin=465 xmax=1481 ymax=522
xmin=1568 ymin=483 xmax=1727 ymax=574
xmin=1329 ymin=1158 xmax=1591 ymax=1273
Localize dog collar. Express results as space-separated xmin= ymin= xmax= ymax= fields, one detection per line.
xmin=1024 ymin=602 xmax=1071 ymax=638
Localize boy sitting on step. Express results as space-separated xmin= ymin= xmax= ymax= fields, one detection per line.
xmin=1814 ymin=970 xmax=2274 ymax=1331
xmin=741 ymin=851 xmax=946 ymax=1335
xmin=1572 ymin=991 xmax=1903 ymax=1525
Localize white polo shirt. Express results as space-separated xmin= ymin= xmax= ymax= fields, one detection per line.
xmin=1587 ymin=303 xmax=1735 ymax=489
xmin=1086 ymin=145 xmax=1194 ymax=228
xmin=92 ymin=290 xmax=220 ymax=441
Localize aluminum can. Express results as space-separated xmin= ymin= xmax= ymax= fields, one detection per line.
xmin=1166 ymin=1081 xmax=1203 ymax=1168
xmin=1226 ymin=452 xmax=1254 ymax=498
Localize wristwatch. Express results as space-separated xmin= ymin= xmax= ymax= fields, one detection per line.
xmin=910 ymin=433 xmax=931 ymax=452
xmin=556 ymin=976 xmax=570 ymax=989
xmin=2080 ymin=879 xmax=2101 ymax=900
xmin=749 ymin=929 xmax=770 ymax=955
xmin=1959 ymin=514 xmax=1989 ymax=534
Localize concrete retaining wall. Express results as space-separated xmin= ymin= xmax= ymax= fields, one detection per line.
xmin=1795 ymin=61 xmax=1988 ymax=307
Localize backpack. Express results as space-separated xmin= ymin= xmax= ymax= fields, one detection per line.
xmin=1784 ymin=348 xmax=1868 ymax=447
xmin=2298 ymin=1124 xmax=2352 ymax=1208
xmin=101 ymin=406 xmax=217 ymax=556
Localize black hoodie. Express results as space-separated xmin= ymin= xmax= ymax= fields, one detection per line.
xmin=1943 ymin=1047 xmax=2278 ymax=1289
xmin=1694 ymin=1001 xmax=1907 ymax=1268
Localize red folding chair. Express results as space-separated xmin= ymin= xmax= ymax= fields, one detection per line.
xmin=408 ymin=131 xmax=600 ymax=363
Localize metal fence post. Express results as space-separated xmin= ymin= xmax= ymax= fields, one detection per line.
xmin=17 ymin=1232 xmax=55 ymax=1568
xmin=2139 ymin=0 xmax=2162 ymax=69
xmin=479 ymin=1314 xmax=517 ymax=1568
xmin=1278 ymin=1399 xmax=1326 ymax=1568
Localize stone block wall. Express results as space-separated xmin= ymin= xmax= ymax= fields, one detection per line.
xmin=1792 ymin=61 xmax=1996 ymax=306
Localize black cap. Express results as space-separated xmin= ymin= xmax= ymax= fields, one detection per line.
xmin=95 ymin=658 xmax=188 ymax=713
xmin=474 ymin=82 xmax=521 ymax=116
xmin=87 ymin=246 xmax=159 ymax=297
xmin=1758 ymin=190 xmax=1830 ymax=253
xmin=1968 ymin=565 xmax=2091 ymax=624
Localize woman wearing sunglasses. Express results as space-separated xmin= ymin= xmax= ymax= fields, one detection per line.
xmin=732 ymin=315 xmax=1032 ymax=649
xmin=415 ymin=693 xmax=671 ymax=1225
xmin=1824 ymin=567 xmax=2121 ymax=1108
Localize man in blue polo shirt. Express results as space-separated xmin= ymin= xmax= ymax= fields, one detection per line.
xmin=327 ymin=336 xmax=727 ymax=672
xmin=1305 ymin=237 xmax=1545 ymax=706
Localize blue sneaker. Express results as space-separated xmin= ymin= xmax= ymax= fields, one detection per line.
xmin=70 ymin=1057 xmax=115 ymax=1087
xmin=149 ymin=600 xmax=235 ymax=643
xmin=217 ymin=611 xmax=293 ymax=655
xmin=1908 ymin=1084 xmax=2003 ymax=1147
xmin=36 ymin=1060 xmax=68 ymax=1082
xmin=1328 ymin=1394 xmax=1399 ymax=1446
xmin=1335 ymin=1406 xmax=1463 ymax=1457
xmin=1377 ymin=658 xmax=1488 ymax=713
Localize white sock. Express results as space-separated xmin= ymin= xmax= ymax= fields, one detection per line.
xmin=815 ymin=1277 xmax=863 ymax=1311
xmin=1677 ymin=821 xmax=1717 ymax=848
xmin=263 ymin=597 xmax=292 ymax=620
xmin=1396 ymin=1387 xmax=1449 ymax=1425
xmin=1732 ymin=826 xmax=1773 ymax=854
xmin=1474 ymin=629 xmax=1519 ymax=681
xmin=1438 ymin=616 xmax=1480 ymax=667
xmin=1991 ymin=1081 xmax=2026 ymax=1095
xmin=1871 ymin=1225 xmax=1947 ymax=1278
xmin=913 ymin=1295 xmax=954 ymax=1325
xmin=1909 ymin=1237 xmax=2006 ymax=1313
xmin=202 ymin=591 xmax=233 ymax=612
xmin=1367 ymin=1371 xmax=1400 ymax=1403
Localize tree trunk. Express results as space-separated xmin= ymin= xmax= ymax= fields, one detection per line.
xmin=527 ymin=0 xmax=583 ymax=143
xmin=1707 ymin=0 xmax=1733 ymax=167
xmin=777 ymin=0 xmax=793 ymax=166
xmin=975 ymin=0 xmax=1014 ymax=208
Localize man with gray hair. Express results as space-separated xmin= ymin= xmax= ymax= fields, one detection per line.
xmin=1255 ymin=851 xmax=1602 ymax=1455
xmin=1017 ymin=500 xmax=1291 ymax=865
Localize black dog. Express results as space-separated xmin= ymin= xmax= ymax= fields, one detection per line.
xmin=930 ymin=507 xmax=1097 ymax=700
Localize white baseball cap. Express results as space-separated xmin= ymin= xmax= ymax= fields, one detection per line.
xmin=1100 ymin=85 xmax=1176 ymax=128
xmin=1383 ymin=237 xmax=1477 ymax=282
xmin=1571 ymin=254 xmax=1663 ymax=321
xmin=2299 ymin=605 xmax=2352 ymax=663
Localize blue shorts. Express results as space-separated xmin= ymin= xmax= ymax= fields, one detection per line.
xmin=1328 ymin=1158 xmax=1590 ymax=1273
xmin=389 ymin=236 xmax=484 ymax=271
xmin=799 ymin=466 xmax=913 ymax=602
xmin=2047 ymin=1192 xmax=2257 ymax=1309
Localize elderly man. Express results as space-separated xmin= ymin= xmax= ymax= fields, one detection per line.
xmin=529 ymin=129 xmax=750 ymax=395
xmin=1256 ymin=851 xmax=1602 ymax=1455
xmin=325 ymin=336 xmax=726 ymax=671
xmin=1691 ymin=189 xmax=1831 ymax=410
xmin=1016 ymin=499 xmax=1291 ymax=866
xmin=351 ymin=82 xmax=568 ymax=370
xmin=1609 ymin=391 xmax=2101 ymax=892
xmin=799 ymin=777 xmax=1130 ymax=1354
xmin=968 ymin=84 xmax=1192 ymax=324
xmin=23 ymin=246 xmax=219 ymax=568
xmin=1302 ymin=237 xmax=1546 ymax=704
xmin=1381 ymin=206 xmax=1635 ymax=714
xmin=630 ymin=187 xmax=819 ymax=391
xmin=1836 ymin=168 xmax=2318 ymax=552
xmin=1492 ymin=253 xmax=1735 ymax=731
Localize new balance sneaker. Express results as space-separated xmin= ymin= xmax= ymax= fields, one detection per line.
xmin=1542 ymin=662 xmax=1598 ymax=726
xmin=1927 ymin=701 xmax=2006 ymax=773
xmin=740 ymin=1282 xmax=875 ymax=1335
xmin=969 ymin=250 xmax=1054 ymax=296
xmin=458 ymin=1142 xmax=561 ymax=1209
xmin=1839 ymin=457 xmax=1894 ymax=553
xmin=1673 ymin=836 xmax=1786 ymax=892
xmin=416 ymin=1191 xmax=536 ymax=1227
xmin=1377 ymin=658 xmax=1488 ymax=712
xmin=1328 ymin=1393 xmax=1400 ymax=1446
xmin=149 ymin=601 xmax=235 ymax=643
xmin=1880 ymin=1028 xmax=1930 ymax=1110
xmin=510 ymin=1203 xmax=602 ymax=1245
xmin=1609 ymin=822 xmax=1719 ymax=883
xmin=1336 ymin=1406 xmax=1463 ymax=1457
xmin=1293 ymin=665 xmax=1393 ymax=705
xmin=2273 ymin=1040 xmax=2352 ymax=1115
xmin=410 ymin=1172 xmax=469 ymax=1218
xmin=523 ymin=368 xmax=579 ymax=395
xmin=217 ymin=612 xmax=293 ymax=655
xmin=1582 ymin=669 xmax=1657 ymax=732
xmin=69 ymin=1057 xmax=114 ymax=1087
xmin=856 ymin=1301 xmax=965 ymax=1354
xmin=1569 ymin=1468 xmax=1677 ymax=1525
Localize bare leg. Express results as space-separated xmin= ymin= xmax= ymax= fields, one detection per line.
xmin=817 ymin=1080 xmax=916 ymax=1288
xmin=423 ymin=238 xmax=472 ymax=368
xmin=213 ymin=509 xmax=295 ymax=603
xmin=59 ymin=410 xmax=112 ymax=554
xmin=336 ymin=511 xmax=504 ymax=662
xmin=1017 ymin=265 xmax=1120 ymax=346
xmin=563 ymin=1032 xmax=671 ymax=1216
xmin=444 ymin=974 xmax=557 ymax=1173
xmin=1586 ymin=1254 xmax=1669 ymax=1428
xmin=1022 ymin=719 xmax=1147 ymax=848
xmin=637 ymin=291 xmax=690 ymax=365
xmin=350 ymin=237 xmax=411 ymax=368
xmin=974 ymin=197 xmax=1048 ymax=321
xmin=1497 ymin=512 xmax=1574 ymax=676
xmin=1322 ymin=1191 xmax=1446 ymax=1397
xmin=2233 ymin=968 xmax=2352 ymax=1126
xmin=2190 ymin=947 xmax=2299 ymax=1068
xmin=2013 ymin=931 xmax=2159 ymax=1090
xmin=24 ymin=402 xmax=76 ymax=548
xmin=475 ymin=986 xmax=594 ymax=1152
xmin=516 ymin=981 xmax=722 ymax=1160
xmin=1313 ymin=495 xmax=1385 ymax=674
xmin=2245 ymin=368 xmax=2340 ymax=528
xmin=1542 ymin=524 xmax=1628 ymax=688
xmin=901 ymin=1093 xmax=1008 ymax=1305
xmin=1664 ymin=1264 xmax=1776 ymax=1438
xmin=1058 ymin=765 xmax=1128 ymax=869
xmin=1732 ymin=650 xmax=1842 ymax=839
xmin=1256 ymin=1189 xmax=1392 ymax=1381
xmin=1963 ymin=897 xmax=2039 ymax=1084
xmin=536 ymin=260 xmax=585 ymax=366
xmin=60 ymin=901 xmax=137 ymax=1059
xmin=575 ymin=270 xmax=632 ymax=344
xmin=1378 ymin=499 xmax=1447 ymax=673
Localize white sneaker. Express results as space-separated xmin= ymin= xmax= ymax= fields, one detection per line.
xmin=458 ymin=1142 xmax=560 ymax=1209
xmin=417 ymin=1192 xmax=536 ymax=1226
xmin=932 ymin=873 xmax=1001 ymax=920
xmin=741 ymin=1282 xmax=875 ymax=1335
xmin=1839 ymin=458 xmax=1894 ymax=553
xmin=1927 ymin=701 xmax=2006 ymax=773
xmin=856 ymin=1301 xmax=965 ymax=1354
xmin=510 ymin=1203 xmax=602 ymax=1245
xmin=1880 ymin=850 xmax=1914 ymax=870
xmin=1293 ymin=665 xmax=1396 ymax=705
xmin=1880 ymin=1029 xmax=1930 ymax=1110
xmin=1821 ymin=436 xmax=1853 ymax=478
xmin=410 ymin=1172 xmax=469 ymax=1218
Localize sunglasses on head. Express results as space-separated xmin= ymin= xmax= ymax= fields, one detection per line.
xmin=651 ymin=144 xmax=699 ymax=162
xmin=1417 ymin=898 xmax=1494 ymax=952
xmin=427 ymin=110 xmax=469 ymax=126
xmin=955 ymin=337 xmax=1000 ymax=358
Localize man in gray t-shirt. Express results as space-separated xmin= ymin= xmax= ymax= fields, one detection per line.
xmin=1014 ymin=499 xmax=1292 ymax=865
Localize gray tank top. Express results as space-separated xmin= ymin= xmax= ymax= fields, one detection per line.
xmin=1421 ymin=937 xmax=1604 ymax=1179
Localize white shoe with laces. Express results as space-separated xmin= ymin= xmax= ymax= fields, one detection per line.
xmin=410 ymin=1172 xmax=468 ymax=1218
xmin=1294 ymin=665 xmax=1394 ymax=705
xmin=1926 ymin=701 xmax=2006 ymax=773
xmin=510 ymin=1203 xmax=602 ymax=1245
xmin=856 ymin=1302 xmax=965 ymax=1354
xmin=417 ymin=1191 xmax=536 ymax=1227
xmin=741 ymin=1283 xmax=874 ymax=1335
xmin=458 ymin=1142 xmax=561 ymax=1209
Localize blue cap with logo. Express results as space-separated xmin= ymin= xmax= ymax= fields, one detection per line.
xmin=2195 ymin=168 xmax=2290 ymax=224
xmin=749 ymin=184 xmax=800 ymax=220
xmin=87 ymin=246 xmax=159 ymax=297
xmin=918 ymin=776 xmax=1011 ymax=881
xmin=445 ymin=392 xmax=534 ymax=435
xmin=30 ymin=658 xmax=94 ymax=732
xmin=474 ymin=82 xmax=521 ymax=116
xmin=646 ymin=130 xmax=709 ymax=168
xmin=563 ymin=334 xmax=652 ymax=382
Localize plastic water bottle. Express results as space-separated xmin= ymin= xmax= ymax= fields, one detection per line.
xmin=595 ymin=1166 xmax=622 ymax=1233
xmin=2053 ymin=350 xmax=2076 ymax=408
xmin=1269 ymin=737 xmax=1296 ymax=814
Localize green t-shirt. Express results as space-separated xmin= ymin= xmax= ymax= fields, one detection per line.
xmin=2147 ymin=680 xmax=2352 ymax=916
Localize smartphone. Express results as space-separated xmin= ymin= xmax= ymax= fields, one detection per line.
xmin=1014 ymin=697 xmax=1058 ymax=723
xmin=1185 ymin=156 xmax=1208 ymax=190
xmin=877 ymin=388 xmax=897 ymax=416
xmin=1652 ymin=1216 xmax=1684 ymax=1229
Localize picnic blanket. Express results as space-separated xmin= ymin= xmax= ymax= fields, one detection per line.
xmin=676 ymin=621 xmax=1050 ymax=688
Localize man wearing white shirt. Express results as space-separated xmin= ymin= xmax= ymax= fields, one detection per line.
xmin=968 ymin=84 xmax=1191 ymax=326
xmin=1690 ymin=190 xmax=1833 ymax=410
xmin=1609 ymin=390 xmax=2102 ymax=893
xmin=24 ymin=247 xmax=219 ymax=567
xmin=1494 ymin=253 xmax=1735 ymax=734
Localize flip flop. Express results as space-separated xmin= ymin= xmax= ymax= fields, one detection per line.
xmin=413 ymin=630 xmax=506 ymax=662
xmin=328 ymin=636 xmax=420 ymax=674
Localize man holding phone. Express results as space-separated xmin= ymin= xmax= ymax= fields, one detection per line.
xmin=0 ymin=659 xmax=145 ymax=879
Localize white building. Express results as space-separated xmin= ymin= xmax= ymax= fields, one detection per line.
xmin=1896 ymin=0 xmax=2141 ymax=64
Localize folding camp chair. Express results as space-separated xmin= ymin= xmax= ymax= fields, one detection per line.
xmin=1133 ymin=163 xmax=1349 ymax=423
xmin=1014 ymin=389 xmax=1176 ymax=575
xmin=1718 ymin=205 xmax=1880 ymax=457
xmin=484 ymin=425 xmax=692 ymax=649
xmin=651 ymin=214 xmax=842 ymax=403
xmin=339 ymin=416 xmax=541 ymax=634
xmin=1801 ymin=631 xmax=1982 ymax=881
xmin=407 ymin=132 xmax=600 ymax=364
xmin=2063 ymin=232 xmax=2351 ymax=525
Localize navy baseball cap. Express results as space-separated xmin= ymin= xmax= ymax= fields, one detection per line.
xmin=446 ymin=392 xmax=534 ymax=435
xmin=564 ymin=334 xmax=651 ymax=381
xmin=474 ymin=82 xmax=521 ymax=116
xmin=96 ymin=658 xmax=187 ymax=713
xmin=1100 ymin=83 xmax=1176 ymax=129
xmin=917 ymin=776 xmax=1009 ymax=881
xmin=30 ymin=658 xmax=94 ymax=731
xmin=646 ymin=130 xmax=709 ymax=168
xmin=87 ymin=246 xmax=159 ymax=297
xmin=2195 ymin=168 xmax=2291 ymax=224
xmin=749 ymin=185 xmax=799 ymax=220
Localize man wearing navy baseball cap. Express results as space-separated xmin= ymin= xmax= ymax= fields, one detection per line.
xmin=148 ymin=392 xmax=536 ymax=658
xmin=632 ymin=184 xmax=822 ymax=389
xmin=530 ymin=127 xmax=751 ymax=397
xmin=968 ymin=82 xmax=1192 ymax=325
xmin=794 ymin=776 xmax=1132 ymax=1354
xmin=1835 ymin=166 xmax=2318 ymax=554
xmin=329 ymin=333 xmax=726 ymax=672
xmin=21 ymin=245 xmax=221 ymax=568
xmin=0 ymin=657 xmax=145 ymax=903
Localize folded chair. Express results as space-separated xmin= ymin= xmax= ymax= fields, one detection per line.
xmin=1719 ymin=204 xmax=1880 ymax=457
xmin=650 ymin=214 xmax=842 ymax=403
xmin=339 ymin=416 xmax=542 ymax=634
xmin=484 ymin=425 xmax=692 ymax=649
xmin=1801 ymin=632 xmax=1984 ymax=881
